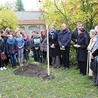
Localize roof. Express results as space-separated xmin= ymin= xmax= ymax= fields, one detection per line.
xmin=14 ymin=11 xmax=42 ymax=20
xmin=18 ymin=20 xmax=44 ymax=25
xmin=14 ymin=11 xmax=44 ymax=25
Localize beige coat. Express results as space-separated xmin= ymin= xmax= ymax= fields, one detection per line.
xmin=87 ymin=37 xmax=96 ymax=76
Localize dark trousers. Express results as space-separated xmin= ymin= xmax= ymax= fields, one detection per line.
xmin=61 ymin=47 xmax=70 ymax=68
xmin=23 ymin=52 xmax=29 ymax=61
xmin=4 ymin=53 xmax=9 ymax=66
xmin=10 ymin=54 xmax=16 ymax=68
xmin=0 ymin=58 xmax=4 ymax=67
xmin=78 ymin=61 xmax=87 ymax=75
xmin=40 ymin=51 xmax=47 ymax=63
xmin=32 ymin=48 xmax=40 ymax=62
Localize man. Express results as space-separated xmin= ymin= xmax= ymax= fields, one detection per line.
xmin=58 ymin=24 xmax=71 ymax=70
xmin=72 ymin=22 xmax=90 ymax=69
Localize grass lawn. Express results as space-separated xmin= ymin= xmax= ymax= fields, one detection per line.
xmin=0 ymin=58 xmax=98 ymax=98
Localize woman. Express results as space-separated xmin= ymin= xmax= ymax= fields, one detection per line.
xmin=23 ymin=35 xmax=30 ymax=62
xmin=30 ymin=31 xmax=40 ymax=62
xmin=74 ymin=27 xmax=89 ymax=75
xmin=6 ymin=34 xmax=17 ymax=68
xmin=87 ymin=29 xmax=96 ymax=76
xmin=49 ymin=25 xmax=60 ymax=68
xmin=91 ymin=25 xmax=98 ymax=86
xmin=40 ymin=29 xmax=47 ymax=63
xmin=15 ymin=30 xmax=24 ymax=66
xmin=0 ymin=30 xmax=7 ymax=70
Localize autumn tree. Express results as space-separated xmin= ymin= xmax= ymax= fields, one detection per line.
xmin=40 ymin=0 xmax=98 ymax=31
xmin=15 ymin=0 xmax=25 ymax=11
xmin=0 ymin=7 xmax=18 ymax=31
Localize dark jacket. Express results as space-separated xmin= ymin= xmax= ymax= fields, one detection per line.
xmin=6 ymin=38 xmax=17 ymax=55
xmin=30 ymin=36 xmax=40 ymax=48
xmin=58 ymin=29 xmax=71 ymax=47
xmin=49 ymin=30 xmax=60 ymax=57
xmin=0 ymin=38 xmax=5 ymax=54
xmin=24 ymin=39 xmax=30 ymax=53
xmin=1 ymin=36 xmax=8 ymax=53
xmin=71 ymin=28 xmax=78 ymax=44
xmin=77 ymin=33 xmax=89 ymax=62
xmin=72 ymin=28 xmax=90 ymax=44
xmin=40 ymin=35 xmax=47 ymax=52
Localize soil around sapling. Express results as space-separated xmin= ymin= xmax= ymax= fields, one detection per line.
xmin=14 ymin=64 xmax=54 ymax=80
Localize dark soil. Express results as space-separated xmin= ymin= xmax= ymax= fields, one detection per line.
xmin=14 ymin=64 xmax=54 ymax=80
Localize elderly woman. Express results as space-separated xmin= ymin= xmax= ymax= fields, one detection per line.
xmin=74 ymin=27 xmax=89 ymax=75
xmin=91 ymin=25 xmax=98 ymax=87
xmin=49 ymin=25 xmax=60 ymax=68
xmin=87 ymin=29 xmax=96 ymax=76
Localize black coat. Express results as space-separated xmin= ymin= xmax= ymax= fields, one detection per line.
xmin=24 ymin=39 xmax=30 ymax=53
xmin=72 ymin=28 xmax=90 ymax=44
xmin=77 ymin=33 xmax=89 ymax=62
xmin=0 ymin=39 xmax=5 ymax=54
xmin=71 ymin=28 xmax=78 ymax=44
xmin=49 ymin=30 xmax=60 ymax=57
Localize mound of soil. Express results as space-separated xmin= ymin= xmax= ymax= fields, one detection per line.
xmin=14 ymin=64 xmax=54 ymax=80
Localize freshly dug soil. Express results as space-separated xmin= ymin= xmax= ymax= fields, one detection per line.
xmin=14 ymin=64 xmax=54 ymax=80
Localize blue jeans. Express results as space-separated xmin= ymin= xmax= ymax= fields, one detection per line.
xmin=17 ymin=48 xmax=24 ymax=63
xmin=10 ymin=54 xmax=16 ymax=68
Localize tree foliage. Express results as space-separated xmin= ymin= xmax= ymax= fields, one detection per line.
xmin=0 ymin=7 xmax=18 ymax=31
xmin=15 ymin=0 xmax=25 ymax=11
xmin=40 ymin=0 xmax=98 ymax=31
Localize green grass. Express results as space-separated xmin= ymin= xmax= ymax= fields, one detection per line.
xmin=0 ymin=58 xmax=98 ymax=98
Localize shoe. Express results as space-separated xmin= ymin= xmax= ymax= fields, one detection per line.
xmin=0 ymin=67 xmax=3 ymax=70
xmin=20 ymin=64 xmax=24 ymax=66
xmin=54 ymin=66 xmax=57 ymax=68
xmin=62 ymin=67 xmax=66 ymax=70
xmin=65 ymin=68 xmax=69 ymax=70
xmin=76 ymin=67 xmax=79 ymax=70
xmin=3 ymin=67 xmax=7 ymax=70
xmin=57 ymin=66 xmax=60 ymax=69
xmin=92 ymin=84 xmax=98 ymax=87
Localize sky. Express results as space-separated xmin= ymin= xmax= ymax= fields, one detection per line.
xmin=0 ymin=0 xmax=41 ymax=11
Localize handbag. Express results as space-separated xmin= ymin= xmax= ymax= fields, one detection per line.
xmin=0 ymin=53 xmax=7 ymax=60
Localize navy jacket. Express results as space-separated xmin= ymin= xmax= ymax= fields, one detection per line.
xmin=58 ymin=29 xmax=71 ymax=47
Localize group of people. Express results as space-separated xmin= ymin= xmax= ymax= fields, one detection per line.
xmin=0 ymin=23 xmax=98 ymax=87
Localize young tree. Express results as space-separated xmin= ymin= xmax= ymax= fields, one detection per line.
xmin=15 ymin=0 xmax=25 ymax=11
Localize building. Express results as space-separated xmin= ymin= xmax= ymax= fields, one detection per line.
xmin=14 ymin=11 xmax=45 ymax=37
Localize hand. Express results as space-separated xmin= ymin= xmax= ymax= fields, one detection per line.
xmin=87 ymin=46 xmax=91 ymax=51
xmin=91 ymin=55 xmax=95 ymax=59
xmin=51 ymin=44 xmax=55 ymax=48
xmin=62 ymin=46 xmax=65 ymax=49
xmin=35 ymin=47 xmax=39 ymax=50
xmin=1 ymin=52 xmax=4 ymax=54
xmin=77 ymin=45 xmax=81 ymax=48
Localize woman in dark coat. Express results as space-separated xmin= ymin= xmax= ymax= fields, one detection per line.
xmin=0 ymin=31 xmax=7 ymax=70
xmin=49 ymin=25 xmax=60 ymax=68
xmin=40 ymin=30 xmax=47 ymax=63
xmin=74 ymin=27 xmax=89 ymax=75
xmin=23 ymin=35 xmax=30 ymax=62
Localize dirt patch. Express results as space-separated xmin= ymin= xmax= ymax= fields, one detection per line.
xmin=14 ymin=64 xmax=54 ymax=80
